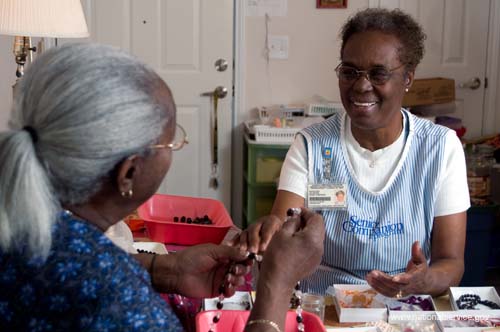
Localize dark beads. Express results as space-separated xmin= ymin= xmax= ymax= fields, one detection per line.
xmin=247 ymin=252 xmax=256 ymax=260
xmin=480 ymin=299 xmax=500 ymax=309
xmin=286 ymin=207 xmax=301 ymax=217
xmin=213 ymin=315 xmax=220 ymax=323
xmin=216 ymin=301 xmax=223 ymax=310
xmin=173 ymin=215 xmax=213 ymax=224
xmin=296 ymin=315 xmax=303 ymax=323
xmin=455 ymin=294 xmax=500 ymax=310
xmin=136 ymin=249 xmax=155 ymax=255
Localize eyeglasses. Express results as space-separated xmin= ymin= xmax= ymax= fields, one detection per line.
xmin=335 ymin=63 xmax=406 ymax=85
xmin=150 ymin=123 xmax=189 ymax=151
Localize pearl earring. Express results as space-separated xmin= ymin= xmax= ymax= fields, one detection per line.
xmin=405 ymin=88 xmax=409 ymax=92
xmin=121 ymin=189 xmax=133 ymax=198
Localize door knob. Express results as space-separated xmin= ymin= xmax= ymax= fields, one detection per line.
xmin=214 ymin=59 xmax=228 ymax=72
xmin=201 ymin=86 xmax=227 ymax=98
xmin=458 ymin=77 xmax=481 ymax=90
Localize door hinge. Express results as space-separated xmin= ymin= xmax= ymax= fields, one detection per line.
xmin=485 ymin=77 xmax=488 ymax=89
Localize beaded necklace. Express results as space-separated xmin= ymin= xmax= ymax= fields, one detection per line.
xmin=456 ymin=294 xmax=500 ymax=310
xmin=209 ymin=207 xmax=305 ymax=332
xmin=208 ymin=252 xmax=262 ymax=332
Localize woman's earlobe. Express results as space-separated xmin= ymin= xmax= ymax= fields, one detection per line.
xmin=116 ymin=155 xmax=138 ymax=194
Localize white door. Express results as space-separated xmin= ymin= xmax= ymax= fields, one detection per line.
xmin=370 ymin=0 xmax=490 ymax=139
xmin=82 ymin=0 xmax=234 ymax=209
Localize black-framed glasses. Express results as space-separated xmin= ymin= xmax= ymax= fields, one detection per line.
xmin=335 ymin=63 xmax=406 ymax=85
xmin=150 ymin=123 xmax=189 ymax=151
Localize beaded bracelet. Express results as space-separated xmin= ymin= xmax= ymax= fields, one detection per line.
xmin=456 ymin=294 xmax=500 ymax=310
xmin=246 ymin=319 xmax=282 ymax=332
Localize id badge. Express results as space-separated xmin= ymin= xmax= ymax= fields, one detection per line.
xmin=306 ymin=183 xmax=347 ymax=210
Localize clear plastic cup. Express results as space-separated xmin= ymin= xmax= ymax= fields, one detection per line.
xmin=301 ymin=293 xmax=325 ymax=322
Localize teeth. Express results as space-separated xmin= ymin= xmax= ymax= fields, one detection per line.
xmin=353 ymin=101 xmax=377 ymax=107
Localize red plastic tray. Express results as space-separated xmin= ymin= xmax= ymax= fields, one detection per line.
xmin=137 ymin=194 xmax=233 ymax=246
xmin=196 ymin=310 xmax=325 ymax=332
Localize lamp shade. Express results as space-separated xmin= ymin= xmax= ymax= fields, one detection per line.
xmin=0 ymin=0 xmax=89 ymax=38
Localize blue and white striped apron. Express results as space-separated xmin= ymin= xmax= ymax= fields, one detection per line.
xmin=300 ymin=110 xmax=449 ymax=294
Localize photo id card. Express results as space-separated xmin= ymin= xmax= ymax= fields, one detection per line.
xmin=306 ymin=183 xmax=347 ymax=210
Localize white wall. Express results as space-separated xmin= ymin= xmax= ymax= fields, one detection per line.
xmin=242 ymin=0 xmax=369 ymax=121
xmin=241 ymin=0 xmax=500 ymax=136
xmin=0 ymin=35 xmax=15 ymax=130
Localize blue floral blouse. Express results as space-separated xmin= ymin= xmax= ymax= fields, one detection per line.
xmin=0 ymin=211 xmax=182 ymax=332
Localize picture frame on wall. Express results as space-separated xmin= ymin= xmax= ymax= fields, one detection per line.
xmin=316 ymin=0 xmax=347 ymax=8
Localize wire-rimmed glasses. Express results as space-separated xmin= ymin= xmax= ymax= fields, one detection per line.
xmin=335 ymin=63 xmax=406 ymax=85
xmin=150 ymin=123 xmax=189 ymax=151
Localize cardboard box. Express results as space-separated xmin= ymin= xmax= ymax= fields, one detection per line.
xmin=387 ymin=294 xmax=437 ymax=324
xmin=329 ymin=285 xmax=388 ymax=323
xmin=449 ymin=286 xmax=500 ymax=311
xmin=403 ymin=78 xmax=455 ymax=107
xmin=436 ymin=310 xmax=500 ymax=331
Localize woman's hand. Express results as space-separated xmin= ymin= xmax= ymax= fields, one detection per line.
xmin=258 ymin=208 xmax=325 ymax=292
xmin=366 ymin=241 xmax=429 ymax=297
xmin=227 ymin=214 xmax=283 ymax=253
xmin=152 ymin=244 xmax=251 ymax=298
xmin=228 ymin=190 xmax=306 ymax=254
xmin=246 ymin=208 xmax=325 ymax=332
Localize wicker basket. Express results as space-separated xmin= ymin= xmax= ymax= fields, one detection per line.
xmin=245 ymin=117 xmax=324 ymax=145
xmin=306 ymin=102 xmax=344 ymax=117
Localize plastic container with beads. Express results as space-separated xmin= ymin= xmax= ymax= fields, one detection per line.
xmin=137 ymin=194 xmax=233 ymax=246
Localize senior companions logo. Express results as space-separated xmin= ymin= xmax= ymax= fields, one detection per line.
xmin=342 ymin=215 xmax=404 ymax=240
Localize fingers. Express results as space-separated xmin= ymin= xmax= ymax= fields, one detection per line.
xmin=238 ymin=230 xmax=249 ymax=252
xmin=366 ymin=270 xmax=404 ymax=297
xmin=411 ymin=241 xmax=426 ymax=265
xmin=257 ymin=215 xmax=282 ymax=252
xmin=229 ymin=263 xmax=252 ymax=276
xmin=247 ymin=223 xmax=264 ymax=254
xmin=300 ymin=208 xmax=325 ymax=238
xmin=222 ymin=274 xmax=246 ymax=297
xmin=280 ymin=214 xmax=302 ymax=235
xmin=210 ymin=244 xmax=248 ymax=262
xmin=280 ymin=208 xmax=324 ymax=236
xmin=225 ymin=232 xmax=241 ymax=247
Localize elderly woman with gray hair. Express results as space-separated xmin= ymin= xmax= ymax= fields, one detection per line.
xmin=0 ymin=43 xmax=325 ymax=331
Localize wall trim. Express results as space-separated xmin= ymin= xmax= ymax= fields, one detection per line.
xmin=234 ymin=0 xmax=246 ymax=130
xmin=230 ymin=0 xmax=246 ymax=226
xmin=483 ymin=0 xmax=500 ymax=135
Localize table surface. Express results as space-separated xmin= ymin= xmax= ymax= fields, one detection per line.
xmin=133 ymin=226 xmax=458 ymax=329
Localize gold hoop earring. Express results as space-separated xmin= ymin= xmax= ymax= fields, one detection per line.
xmin=121 ymin=189 xmax=133 ymax=198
